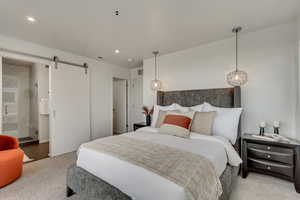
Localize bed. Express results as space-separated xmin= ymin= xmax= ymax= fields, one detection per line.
xmin=66 ymin=86 xmax=242 ymax=200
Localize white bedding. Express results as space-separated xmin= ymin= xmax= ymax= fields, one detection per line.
xmin=76 ymin=127 xmax=242 ymax=200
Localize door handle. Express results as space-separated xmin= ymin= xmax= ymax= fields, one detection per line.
xmin=5 ymin=105 xmax=8 ymax=115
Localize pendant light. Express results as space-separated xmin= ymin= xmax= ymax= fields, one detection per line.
xmin=151 ymin=51 xmax=162 ymax=91
xmin=227 ymin=27 xmax=248 ymax=86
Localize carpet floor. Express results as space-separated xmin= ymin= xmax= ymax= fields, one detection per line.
xmin=0 ymin=152 xmax=299 ymax=200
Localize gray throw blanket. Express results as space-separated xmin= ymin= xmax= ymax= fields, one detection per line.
xmin=86 ymin=135 xmax=222 ymax=200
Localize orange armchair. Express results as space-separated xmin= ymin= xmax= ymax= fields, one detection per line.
xmin=0 ymin=135 xmax=24 ymax=187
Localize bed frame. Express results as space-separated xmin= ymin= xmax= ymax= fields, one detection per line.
xmin=157 ymin=86 xmax=242 ymax=153
xmin=66 ymin=86 xmax=242 ymax=200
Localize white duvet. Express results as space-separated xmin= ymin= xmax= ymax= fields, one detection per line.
xmin=77 ymin=127 xmax=242 ymax=200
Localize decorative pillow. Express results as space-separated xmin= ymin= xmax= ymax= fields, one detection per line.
xmin=159 ymin=111 xmax=195 ymax=138
xmin=155 ymin=110 xmax=167 ymax=128
xmin=190 ymin=111 xmax=216 ymax=135
xmin=151 ymin=104 xmax=177 ymax=127
xmin=202 ymin=102 xmax=242 ymax=144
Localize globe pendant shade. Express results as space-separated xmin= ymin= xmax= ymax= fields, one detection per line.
xmin=226 ymin=70 xmax=248 ymax=86
xmin=151 ymin=79 xmax=162 ymax=90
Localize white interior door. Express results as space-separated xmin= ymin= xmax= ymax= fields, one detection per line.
xmin=113 ymin=79 xmax=127 ymax=134
xmin=49 ymin=63 xmax=90 ymax=156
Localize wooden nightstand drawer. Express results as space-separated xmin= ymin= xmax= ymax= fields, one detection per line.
xmin=248 ymin=143 xmax=293 ymax=154
xmin=248 ymin=158 xmax=294 ymax=179
xmin=248 ymin=147 xmax=294 ymax=165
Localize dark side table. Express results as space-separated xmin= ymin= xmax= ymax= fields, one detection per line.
xmin=133 ymin=122 xmax=148 ymax=131
xmin=242 ymin=133 xmax=300 ymax=193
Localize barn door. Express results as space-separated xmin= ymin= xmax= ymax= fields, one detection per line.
xmin=49 ymin=63 xmax=90 ymax=156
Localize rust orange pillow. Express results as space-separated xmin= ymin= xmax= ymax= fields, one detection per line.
xmin=163 ymin=114 xmax=192 ymax=129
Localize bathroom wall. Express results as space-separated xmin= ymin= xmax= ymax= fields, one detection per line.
xmin=2 ymin=62 xmax=31 ymax=138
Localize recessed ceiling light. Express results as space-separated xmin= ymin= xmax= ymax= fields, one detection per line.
xmin=127 ymin=58 xmax=133 ymax=62
xmin=115 ymin=49 xmax=120 ymax=54
xmin=26 ymin=16 xmax=36 ymax=23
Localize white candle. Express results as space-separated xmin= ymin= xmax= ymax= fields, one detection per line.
xmin=260 ymin=121 xmax=266 ymax=128
xmin=273 ymin=121 xmax=280 ymax=128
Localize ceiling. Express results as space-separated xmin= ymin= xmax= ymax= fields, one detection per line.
xmin=0 ymin=0 xmax=299 ymax=68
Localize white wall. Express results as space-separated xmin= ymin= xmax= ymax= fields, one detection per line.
xmin=91 ymin=65 xmax=130 ymax=138
xmin=129 ymin=67 xmax=144 ymax=130
xmin=143 ymin=22 xmax=298 ymax=138
xmin=0 ymin=34 xmax=130 ymax=144
xmin=3 ymin=63 xmax=31 ymax=138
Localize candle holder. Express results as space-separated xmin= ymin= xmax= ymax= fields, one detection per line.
xmin=259 ymin=127 xmax=265 ymax=136
xmin=259 ymin=121 xmax=266 ymax=136
xmin=273 ymin=121 xmax=280 ymax=135
xmin=274 ymin=127 xmax=279 ymax=134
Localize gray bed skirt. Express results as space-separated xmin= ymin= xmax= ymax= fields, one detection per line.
xmin=66 ymin=164 xmax=239 ymax=200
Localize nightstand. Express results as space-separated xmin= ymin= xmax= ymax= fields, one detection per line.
xmin=242 ymin=133 xmax=300 ymax=193
xmin=133 ymin=122 xmax=148 ymax=131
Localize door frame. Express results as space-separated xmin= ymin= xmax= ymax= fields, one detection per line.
xmin=0 ymin=53 xmax=53 ymax=156
xmin=112 ymin=77 xmax=129 ymax=135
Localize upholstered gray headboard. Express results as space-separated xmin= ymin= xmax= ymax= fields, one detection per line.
xmin=157 ymin=86 xmax=242 ymax=153
xmin=157 ymin=87 xmax=241 ymax=108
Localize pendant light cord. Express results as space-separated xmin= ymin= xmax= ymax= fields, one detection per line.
xmin=236 ymin=29 xmax=238 ymax=72
xmin=153 ymin=51 xmax=159 ymax=81
xmin=155 ymin=53 xmax=157 ymax=80
xmin=233 ymin=27 xmax=242 ymax=72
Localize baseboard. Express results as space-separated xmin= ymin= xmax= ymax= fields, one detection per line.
xmin=39 ymin=139 xmax=49 ymax=144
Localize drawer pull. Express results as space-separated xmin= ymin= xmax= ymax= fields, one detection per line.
xmin=267 ymin=146 xmax=271 ymax=150
xmin=267 ymin=155 xmax=271 ymax=158
xmin=267 ymin=166 xmax=271 ymax=170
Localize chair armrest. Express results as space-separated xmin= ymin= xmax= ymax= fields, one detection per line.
xmin=0 ymin=149 xmax=24 ymax=163
xmin=0 ymin=135 xmax=19 ymax=151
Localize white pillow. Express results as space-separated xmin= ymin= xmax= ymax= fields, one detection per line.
xmin=190 ymin=104 xmax=205 ymax=112
xmin=202 ymin=102 xmax=242 ymax=144
xmin=151 ymin=104 xmax=177 ymax=127
xmin=173 ymin=103 xmax=205 ymax=112
xmin=174 ymin=104 xmax=190 ymax=113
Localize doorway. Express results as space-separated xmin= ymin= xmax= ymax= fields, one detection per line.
xmin=2 ymin=57 xmax=50 ymax=162
xmin=113 ymin=78 xmax=128 ymax=135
